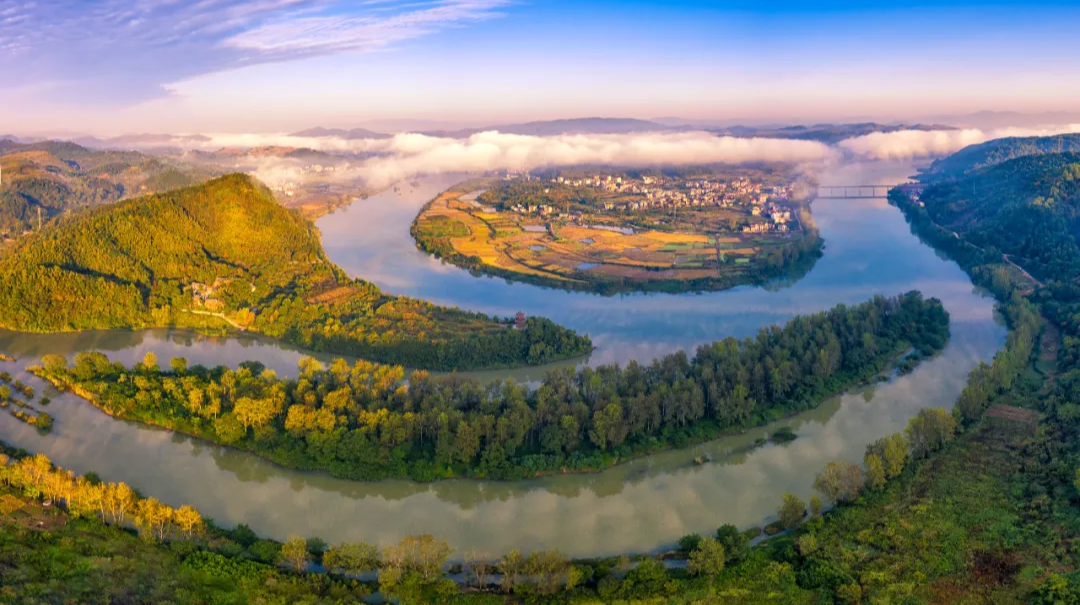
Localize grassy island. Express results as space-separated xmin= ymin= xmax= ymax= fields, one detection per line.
xmin=32 ymin=291 xmax=948 ymax=482
xmin=411 ymin=167 xmax=823 ymax=294
xmin=0 ymin=174 xmax=591 ymax=371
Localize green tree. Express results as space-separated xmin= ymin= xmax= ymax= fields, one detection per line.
xmin=233 ymin=397 xmax=280 ymax=431
xmin=40 ymin=354 xmax=68 ymax=373
xmin=525 ymin=549 xmax=572 ymax=594
xmin=623 ymin=557 xmax=668 ymax=598
xmin=281 ymin=535 xmax=310 ymax=572
xmin=140 ymin=351 xmax=159 ymax=373
xmin=500 ymin=549 xmax=525 ymax=594
xmin=169 ymin=357 xmax=188 ymax=374
xmin=879 ymin=433 xmax=908 ymax=478
xmin=714 ymin=524 xmax=748 ymax=563
xmin=814 ymin=461 xmax=863 ymax=503
xmin=865 ymin=452 xmax=887 ymax=490
xmin=214 ymin=413 xmax=246 ymax=444
xmin=678 ymin=533 xmax=703 ymax=554
xmin=906 ymin=407 xmax=957 ymax=459
xmin=589 ymin=403 xmax=627 ymax=449
xmin=688 ymin=537 xmax=726 ymax=597
xmin=324 ymin=542 xmax=379 ymax=575
xmin=778 ymin=492 xmax=807 ymax=529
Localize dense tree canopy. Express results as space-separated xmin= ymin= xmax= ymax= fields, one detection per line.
xmin=34 ymin=291 xmax=948 ymax=482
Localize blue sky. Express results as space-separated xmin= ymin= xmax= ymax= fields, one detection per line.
xmin=3 ymin=0 xmax=1079 ymax=134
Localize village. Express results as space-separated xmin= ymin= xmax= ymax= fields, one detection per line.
xmin=499 ymin=170 xmax=798 ymax=234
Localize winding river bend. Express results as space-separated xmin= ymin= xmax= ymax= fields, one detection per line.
xmin=0 ymin=160 xmax=1004 ymax=558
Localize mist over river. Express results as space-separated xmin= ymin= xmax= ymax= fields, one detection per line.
xmin=0 ymin=160 xmax=1005 ymax=557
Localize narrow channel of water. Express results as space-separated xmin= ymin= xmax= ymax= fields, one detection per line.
xmin=0 ymin=160 xmax=1005 ymax=557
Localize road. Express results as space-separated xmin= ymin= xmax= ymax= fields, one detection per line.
xmin=943 ymin=227 xmax=1042 ymax=289
xmin=181 ymin=309 xmax=248 ymax=331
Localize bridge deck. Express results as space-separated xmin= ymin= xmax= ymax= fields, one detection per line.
xmin=814 ymin=183 xmax=923 ymax=199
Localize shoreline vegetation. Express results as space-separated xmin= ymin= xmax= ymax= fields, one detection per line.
xmin=0 ymin=174 xmax=593 ymax=372
xmin=30 ymin=291 xmax=949 ymax=483
xmin=410 ymin=177 xmax=824 ymax=296
xmin=7 ymin=144 xmax=1080 ymax=604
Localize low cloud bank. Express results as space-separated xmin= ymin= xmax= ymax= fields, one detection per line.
xmin=351 ymin=131 xmax=836 ymax=187
xmin=176 ymin=130 xmax=836 ymax=189
xmin=90 ymin=123 xmax=1080 ymax=189
xmin=838 ymin=125 xmax=1080 ymax=161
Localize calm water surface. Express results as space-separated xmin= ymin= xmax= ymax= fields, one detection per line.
xmin=0 ymin=160 xmax=1004 ymax=557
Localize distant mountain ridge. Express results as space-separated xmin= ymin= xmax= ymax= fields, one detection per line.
xmin=290 ymin=118 xmax=955 ymax=142
xmin=707 ymin=122 xmax=955 ymax=144
xmin=289 ymin=126 xmax=393 ymax=140
xmin=292 ymin=118 xmax=676 ymax=139
xmin=425 ymin=117 xmax=676 ymax=138
xmin=0 ymin=139 xmax=217 ymax=237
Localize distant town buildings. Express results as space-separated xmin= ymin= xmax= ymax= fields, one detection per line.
xmin=498 ymin=171 xmax=796 ymax=234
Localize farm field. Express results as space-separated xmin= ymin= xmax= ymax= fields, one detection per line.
xmin=411 ymin=182 xmax=823 ymax=293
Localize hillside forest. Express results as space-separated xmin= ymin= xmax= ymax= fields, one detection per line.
xmin=0 ymin=139 xmax=219 ymax=239
xmin=0 ymin=174 xmax=591 ymax=371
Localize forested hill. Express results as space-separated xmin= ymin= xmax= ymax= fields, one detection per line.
xmin=925 ymin=133 xmax=1080 ymax=178
xmin=0 ymin=138 xmax=216 ymax=238
xmin=916 ymin=152 xmax=1080 ymax=281
xmin=0 ymin=174 xmax=592 ymax=370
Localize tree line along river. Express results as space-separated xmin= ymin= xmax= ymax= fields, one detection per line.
xmin=0 ymin=160 xmax=1005 ymax=558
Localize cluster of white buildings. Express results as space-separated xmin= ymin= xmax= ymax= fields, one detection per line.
xmin=551 ymin=174 xmax=791 ymax=214
xmin=494 ymin=173 xmax=799 ymax=237
xmin=271 ymin=182 xmax=298 ymax=197
xmin=301 ymin=164 xmax=336 ymax=174
xmin=744 ymin=205 xmax=793 ymax=233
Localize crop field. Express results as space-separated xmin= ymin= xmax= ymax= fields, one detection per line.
xmin=413 ymin=187 xmax=810 ymax=290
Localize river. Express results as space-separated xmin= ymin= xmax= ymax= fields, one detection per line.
xmin=0 ymin=160 xmax=1004 ymax=557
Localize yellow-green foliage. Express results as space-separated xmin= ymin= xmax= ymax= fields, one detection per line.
xmin=0 ymin=174 xmax=591 ymax=370
xmin=0 ymin=174 xmax=323 ymax=331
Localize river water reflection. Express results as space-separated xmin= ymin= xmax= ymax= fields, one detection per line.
xmin=0 ymin=160 xmax=1005 ymax=557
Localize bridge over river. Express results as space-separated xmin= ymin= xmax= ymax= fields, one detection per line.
xmin=815 ymin=182 xmax=924 ymax=199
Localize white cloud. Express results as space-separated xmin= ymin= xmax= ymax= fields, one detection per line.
xmin=103 ymin=123 xmax=1080 ymax=191
xmin=837 ymin=125 xmax=1080 ymax=161
xmin=111 ymin=130 xmax=836 ymax=188
xmin=346 ymin=131 xmax=837 ymax=187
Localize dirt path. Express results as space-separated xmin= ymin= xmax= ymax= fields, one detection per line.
xmin=1003 ymin=254 xmax=1043 ymax=287
xmin=940 ymin=224 xmax=1041 ymax=291
xmin=181 ymin=309 xmax=247 ymax=331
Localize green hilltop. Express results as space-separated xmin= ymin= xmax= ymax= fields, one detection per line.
xmin=0 ymin=173 xmax=591 ymax=370
xmin=919 ymin=151 xmax=1080 ymax=280
xmin=925 ymin=132 xmax=1080 ymax=178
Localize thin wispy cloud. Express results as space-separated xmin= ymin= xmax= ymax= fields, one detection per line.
xmin=0 ymin=0 xmax=509 ymax=103
xmin=226 ymin=0 xmax=507 ymax=56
